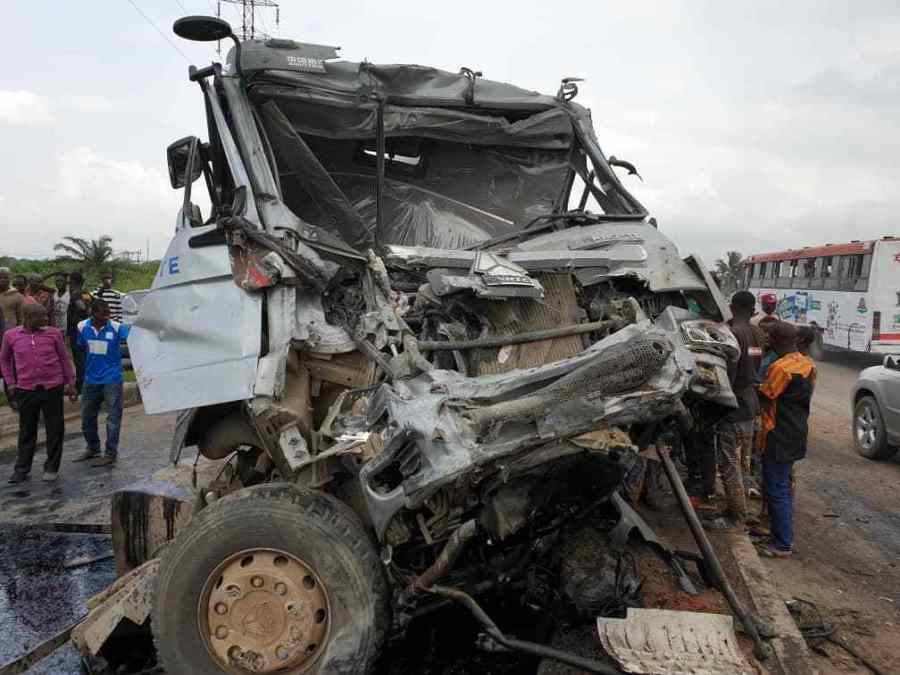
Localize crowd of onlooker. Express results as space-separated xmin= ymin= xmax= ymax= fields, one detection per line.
xmin=692 ymin=291 xmax=816 ymax=559
xmin=0 ymin=268 xmax=128 ymax=483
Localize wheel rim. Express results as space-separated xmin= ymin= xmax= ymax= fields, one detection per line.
xmin=198 ymin=548 xmax=330 ymax=673
xmin=855 ymin=404 xmax=878 ymax=450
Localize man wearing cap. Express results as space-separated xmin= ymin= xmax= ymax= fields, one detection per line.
xmin=752 ymin=292 xmax=779 ymax=329
xmin=758 ymin=321 xmax=815 ymax=558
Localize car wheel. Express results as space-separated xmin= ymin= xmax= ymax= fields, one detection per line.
xmin=853 ymin=396 xmax=898 ymax=460
xmin=152 ymin=483 xmax=390 ymax=674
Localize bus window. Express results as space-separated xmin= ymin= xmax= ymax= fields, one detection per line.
xmin=760 ymin=261 xmax=768 ymax=279
xmin=801 ymin=258 xmax=816 ymax=278
xmin=851 ymin=253 xmax=871 ymax=291
xmin=823 ymin=256 xmax=833 ymax=277
xmin=861 ymin=253 xmax=872 ymax=278
xmin=846 ymin=254 xmax=864 ymax=278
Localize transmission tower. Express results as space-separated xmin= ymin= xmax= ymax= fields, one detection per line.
xmin=218 ymin=0 xmax=280 ymax=46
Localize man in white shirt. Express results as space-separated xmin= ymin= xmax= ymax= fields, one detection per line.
xmin=52 ymin=272 xmax=70 ymax=333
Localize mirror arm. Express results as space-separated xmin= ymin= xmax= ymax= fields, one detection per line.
xmin=182 ymin=139 xmax=198 ymax=209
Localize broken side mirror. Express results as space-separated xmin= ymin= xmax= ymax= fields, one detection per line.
xmin=167 ymin=136 xmax=203 ymax=189
xmin=884 ymin=354 xmax=900 ymax=371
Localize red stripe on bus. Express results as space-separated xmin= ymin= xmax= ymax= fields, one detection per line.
xmin=873 ymin=333 xmax=900 ymax=341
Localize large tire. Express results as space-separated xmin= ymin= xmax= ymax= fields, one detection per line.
xmin=853 ymin=396 xmax=898 ymax=460
xmin=152 ymin=484 xmax=390 ymax=674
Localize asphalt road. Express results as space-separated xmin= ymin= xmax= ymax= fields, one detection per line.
xmin=759 ymin=352 xmax=900 ymax=674
xmin=0 ymin=407 xmax=177 ymax=673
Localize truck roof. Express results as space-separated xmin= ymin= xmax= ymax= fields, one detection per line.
xmin=232 ymin=39 xmax=595 ymax=151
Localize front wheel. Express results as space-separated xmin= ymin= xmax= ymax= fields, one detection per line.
xmin=853 ymin=396 xmax=898 ymax=460
xmin=152 ymin=484 xmax=390 ymax=674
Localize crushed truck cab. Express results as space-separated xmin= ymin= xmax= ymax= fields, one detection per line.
xmin=79 ymin=15 xmax=743 ymax=675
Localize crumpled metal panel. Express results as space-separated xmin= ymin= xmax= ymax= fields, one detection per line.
xmin=596 ymin=608 xmax=752 ymax=675
xmin=518 ymin=223 xmax=708 ymax=294
xmin=71 ymin=559 xmax=160 ymax=657
xmin=358 ymin=321 xmax=691 ymax=539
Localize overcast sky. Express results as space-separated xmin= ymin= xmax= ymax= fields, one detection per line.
xmin=1 ymin=1 xmax=897 ymax=264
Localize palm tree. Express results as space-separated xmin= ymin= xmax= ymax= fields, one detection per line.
xmin=714 ymin=250 xmax=745 ymax=295
xmin=53 ymin=236 xmax=115 ymax=271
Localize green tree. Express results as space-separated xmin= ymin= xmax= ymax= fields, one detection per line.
xmin=715 ymin=250 xmax=745 ymax=295
xmin=53 ymin=235 xmax=115 ymax=272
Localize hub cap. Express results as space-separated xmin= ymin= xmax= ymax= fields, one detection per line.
xmin=199 ymin=549 xmax=330 ymax=673
xmin=856 ymin=404 xmax=878 ymax=450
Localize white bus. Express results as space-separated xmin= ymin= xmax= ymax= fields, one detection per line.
xmin=744 ymin=236 xmax=900 ymax=355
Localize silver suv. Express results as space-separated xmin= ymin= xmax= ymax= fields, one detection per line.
xmin=852 ymin=355 xmax=900 ymax=460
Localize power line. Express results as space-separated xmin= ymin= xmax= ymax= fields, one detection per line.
xmin=124 ymin=0 xmax=190 ymax=62
xmin=173 ymin=0 xmax=189 ymax=14
xmin=219 ymin=0 xmax=278 ymax=41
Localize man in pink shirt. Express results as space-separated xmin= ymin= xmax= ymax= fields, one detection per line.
xmin=1 ymin=303 xmax=76 ymax=483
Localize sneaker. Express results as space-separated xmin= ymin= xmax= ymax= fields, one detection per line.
xmin=42 ymin=471 xmax=58 ymax=482
xmin=7 ymin=472 xmax=30 ymax=484
xmin=760 ymin=545 xmax=792 ymax=559
xmin=72 ymin=450 xmax=99 ymax=463
xmin=90 ymin=456 xmax=116 ymax=467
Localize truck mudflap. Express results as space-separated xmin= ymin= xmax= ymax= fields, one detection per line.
xmin=71 ymin=559 xmax=160 ymax=660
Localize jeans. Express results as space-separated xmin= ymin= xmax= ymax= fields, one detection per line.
xmin=81 ymin=382 xmax=123 ymax=458
xmin=14 ymin=386 xmax=65 ymax=475
xmin=763 ymin=450 xmax=794 ymax=551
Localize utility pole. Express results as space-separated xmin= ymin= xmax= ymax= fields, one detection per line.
xmin=217 ymin=0 xmax=280 ymax=51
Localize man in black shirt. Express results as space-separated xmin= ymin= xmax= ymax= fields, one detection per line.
xmin=66 ymin=272 xmax=92 ymax=394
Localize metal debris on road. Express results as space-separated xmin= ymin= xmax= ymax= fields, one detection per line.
xmin=597 ymin=608 xmax=752 ymax=675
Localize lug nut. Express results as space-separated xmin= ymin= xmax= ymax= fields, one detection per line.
xmin=214 ymin=602 xmax=228 ymax=615
xmin=276 ymin=645 xmax=290 ymax=660
xmin=215 ymin=625 xmax=228 ymax=640
xmin=274 ymin=582 xmax=287 ymax=596
xmin=251 ymin=576 xmax=264 ymax=588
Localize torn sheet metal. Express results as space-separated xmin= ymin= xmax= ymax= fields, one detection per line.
xmin=71 ymin=559 xmax=160 ymax=657
xmin=596 ymin=608 xmax=752 ymax=675
xmin=385 ymin=244 xmax=647 ymax=272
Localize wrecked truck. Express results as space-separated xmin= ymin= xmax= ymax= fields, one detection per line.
xmin=74 ymin=14 xmax=746 ymax=675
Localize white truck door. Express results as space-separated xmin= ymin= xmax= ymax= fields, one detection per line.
xmin=128 ymin=221 xmax=261 ymax=415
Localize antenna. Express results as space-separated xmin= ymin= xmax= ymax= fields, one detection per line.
xmin=217 ymin=0 xmax=279 ymax=53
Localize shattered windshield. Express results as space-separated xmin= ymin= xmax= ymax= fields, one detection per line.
xmin=245 ymin=60 xmax=644 ymax=249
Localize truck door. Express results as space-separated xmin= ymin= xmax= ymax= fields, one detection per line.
xmin=127 ymin=137 xmax=262 ymax=415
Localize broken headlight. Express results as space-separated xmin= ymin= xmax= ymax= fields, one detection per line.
xmin=680 ymin=320 xmax=739 ymax=361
